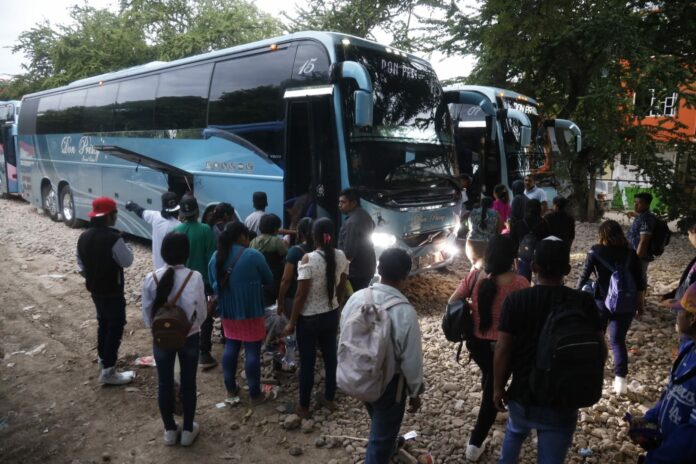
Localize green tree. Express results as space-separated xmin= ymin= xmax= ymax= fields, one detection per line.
xmin=285 ymin=0 xmax=439 ymax=49
xmin=428 ymin=0 xmax=696 ymax=222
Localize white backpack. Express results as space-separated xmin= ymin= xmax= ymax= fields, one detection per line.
xmin=337 ymin=287 xmax=405 ymax=403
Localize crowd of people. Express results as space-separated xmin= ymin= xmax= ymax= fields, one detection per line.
xmin=73 ymin=179 xmax=696 ymax=463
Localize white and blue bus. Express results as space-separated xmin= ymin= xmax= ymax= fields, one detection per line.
xmin=18 ymin=32 xmax=461 ymax=272
xmin=0 ymin=100 xmax=21 ymax=196
xmin=444 ymin=85 xmax=581 ymax=202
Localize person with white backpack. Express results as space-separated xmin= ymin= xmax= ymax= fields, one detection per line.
xmin=339 ymin=248 xmax=424 ymax=464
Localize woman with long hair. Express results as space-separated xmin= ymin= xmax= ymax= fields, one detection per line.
xmin=465 ymin=196 xmax=502 ymax=269
xmin=448 ymin=235 xmax=529 ymax=461
xmin=577 ymin=219 xmax=646 ymax=395
xmin=208 ymin=221 xmax=273 ymax=405
xmin=283 ymin=218 xmax=349 ymax=418
xmin=277 ymin=217 xmax=313 ymax=317
xmin=141 ymin=232 xmax=207 ymax=446
xmin=209 ymin=202 xmax=236 ymax=243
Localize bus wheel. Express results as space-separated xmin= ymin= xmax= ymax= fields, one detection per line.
xmin=42 ymin=184 xmax=59 ymax=221
xmin=61 ymin=185 xmax=81 ymax=228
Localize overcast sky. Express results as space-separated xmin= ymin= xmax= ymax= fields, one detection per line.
xmin=0 ymin=0 xmax=475 ymax=81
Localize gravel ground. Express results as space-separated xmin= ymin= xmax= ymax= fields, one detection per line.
xmin=0 ymin=197 xmax=691 ymax=464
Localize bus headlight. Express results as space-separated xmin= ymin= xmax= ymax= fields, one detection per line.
xmin=444 ymin=244 xmax=460 ymax=257
xmin=371 ymin=232 xmax=397 ymax=248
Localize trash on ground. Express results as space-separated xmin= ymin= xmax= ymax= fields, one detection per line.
xmin=22 ymin=305 xmax=35 ymax=311
xmin=215 ymin=402 xmax=226 ymax=409
xmin=133 ymin=356 xmax=156 ymax=367
xmin=26 ymin=344 xmax=46 ymax=356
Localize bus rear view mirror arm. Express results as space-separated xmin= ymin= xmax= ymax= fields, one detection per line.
xmin=545 ymin=119 xmax=583 ymax=153
xmin=444 ymin=90 xmax=497 ymax=141
xmin=498 ymin=108 xmax=532 ymax=147
xmin=331 ymin=61 xmax=374 ymax=128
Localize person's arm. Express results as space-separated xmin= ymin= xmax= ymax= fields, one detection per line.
xmin=338 ymin=221 xmax=359 ymax=261
xmin=493 ymin=331 xmax=514 ymax=411
xmin=284 ymin=255 xmax=311 ymax=335
xmin=336 ymin=273 xmax=348 ymax=307
xmin=277 ymin=262 xmax=295 ymax=315
xmin=398 ymin=306 xmax=425 ymax=398
xmin=125 ymin=201 xmax=145 ymax=219
xmin=644 ymin=409 xmax=696 ymax=463
xmin=76 ymin=245 xmax=85 ymax=276
xmin=637 ymin=233 xmax=652 ymax=259
xmin=141 ymin=273 xmax=155 ymax=328
xmin=256 ymin=251 xmax=274 ymax=287
xmin=576 ymin=252 xmax=594 ymax=289
xmin=208 ymin=252 xmax=218 ymax=295
xmin=192 ymin=272 xmax=207 ymax=327
xmin=448 ymin=271 xmax=474 ymax=303
xmin=112 ymin=237 xmax=134 ymax=268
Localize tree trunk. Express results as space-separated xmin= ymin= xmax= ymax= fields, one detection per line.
xmin=587 ymin=174 xmax=597 ymax=222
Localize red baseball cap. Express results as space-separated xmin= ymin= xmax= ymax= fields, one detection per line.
xmin=88 ymin=196 xmax=117 ymax=218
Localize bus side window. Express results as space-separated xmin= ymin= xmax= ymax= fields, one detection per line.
xmin=114 ymin=75 xmax=159 ymax=132
xmin=37 ymin=94 xmax=63 ymax=135
xmin=155 ymin=64 xmax=213 ymax=130
xmin=292 ymin=43 xmax=330 ymax=85
xmin=59 ymin=89 xmax=87 ymax=134
xmin=83 ymin=83 xmax=119 ymax=134
xmin=18 ymin=98 xmax=39 ymax=136
xmin=208 ymin=48 xmax=294 ymax=161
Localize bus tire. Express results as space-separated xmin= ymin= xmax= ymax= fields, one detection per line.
xmin=60 ymin=185 xmax=81 ymax=228
xmin=42 ymin=184 xmax=59 ymax=221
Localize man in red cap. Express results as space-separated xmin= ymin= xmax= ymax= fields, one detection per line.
xmin=77 ymin=197 xmax=135 ymax=385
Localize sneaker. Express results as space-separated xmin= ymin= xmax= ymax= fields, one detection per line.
xmin=465 ymin=442 xmax=484 ymax=462
xmin=99 ymin=367 xmax=135 ymax=385
xmin=180 ymin=422 xmax=199 ymax=447
xmin=163 ymin=424 xmax=181 ymax=446
xmin=614 ymin=376 xmax=627 ymax=395
xmin=199 ymin=352 xmax=218 ymax=369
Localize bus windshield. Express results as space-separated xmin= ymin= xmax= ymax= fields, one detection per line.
xmin=342 ymin=46 xmax=456 ymax=191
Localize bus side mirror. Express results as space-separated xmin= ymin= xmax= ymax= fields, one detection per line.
xmin=354 ymin=90 xmax=374 ymax=128
xmin=546 ymin=119 xmax=582 ymax=153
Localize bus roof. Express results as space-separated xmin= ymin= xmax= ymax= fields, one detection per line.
xmin=443 ymin=85 xmax=539 ymax=107
xmin=23 ymin=31 xmax=431 ymax=99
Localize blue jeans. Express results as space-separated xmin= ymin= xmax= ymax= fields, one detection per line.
xmin=92 ymin=295 xmax=126 ymax=369
xmin=597 ymin=303 xmax=634 ymax=377
xmin=223 ymin=338 xmax=262 ymax=398
xmin=296 ymin=309 xmax=338 ymax=409
xmin=153 ymin=333 xmax=200 ymax=432
xmin=365 ymin=375 xmax=407 ymax=464
xmin=499 ymin=401 xmax=577 ymax=464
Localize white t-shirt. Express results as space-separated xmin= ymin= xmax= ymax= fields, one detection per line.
xmin=244 ymin=210 xmax=265 ymax=235
xmin=141 ymin=265 xmax=207 ymax=336
xmin=524 ymin=186 xmax=548 ymax=204
xmin=297 ymin=249 xmax=349 ymax=316
xmin=143 ymin=210 xmax=180 ymax=270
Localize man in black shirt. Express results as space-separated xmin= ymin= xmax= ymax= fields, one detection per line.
xmin=337 ymin=188 xmax=376 ymax=291
xmin=494 ymin=237 xmax=602 ymax=463
xmin=544 ymin=196 xmax=576 ymax=247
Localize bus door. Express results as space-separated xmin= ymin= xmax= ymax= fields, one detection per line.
xmin=0 ymin=123 xmax=18 ymax=195
xmin=283 ymin=86 xmax=340 ymax=226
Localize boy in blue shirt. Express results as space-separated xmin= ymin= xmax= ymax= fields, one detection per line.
xmin=629 ymin=281 xmax=696 ymax=463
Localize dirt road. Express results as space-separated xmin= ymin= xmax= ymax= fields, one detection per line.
xmin=0 ymin=196 xmax=692 ymax=464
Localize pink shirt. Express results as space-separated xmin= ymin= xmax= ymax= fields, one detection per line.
xmin=453 ymin=269 xmax=529 ymax=340
xmin=493 ymin=199 xmax=511 ymax=226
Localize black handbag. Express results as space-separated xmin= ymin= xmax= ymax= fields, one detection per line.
xmin=442 ymin=269 xmax=481 ymax=364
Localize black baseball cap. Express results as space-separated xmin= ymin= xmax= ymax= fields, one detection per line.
xmin=161 ymin=192 xmax=180 ymax=213
xmin=533 ymin=236 xmax=570 ymax=276
xmin=180 ymin=196 xmax=199 ymax=218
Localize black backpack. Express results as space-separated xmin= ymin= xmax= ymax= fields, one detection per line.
xmin=649 ymin=217 xmax=671 ymax=257
xmin=442 ymin=269 xmax=481 ymax=364
xmin=529 ymin=289 xmax=606 ymax=408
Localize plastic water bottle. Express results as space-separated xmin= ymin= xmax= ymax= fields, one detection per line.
xmin=283 ymin=335 xmax=297 ymax=370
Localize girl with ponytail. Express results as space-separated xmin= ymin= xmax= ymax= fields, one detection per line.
xmin=448 ymin=235 xmax=529 ymax=461
xmin=141 ymin=232 xmax=207 ymax=446
xmin=283 ymin=217 xmax=349 ymax=418
xmin=208 ymin=221 xmax=274 ymax=406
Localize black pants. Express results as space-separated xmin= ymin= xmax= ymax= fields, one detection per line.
xmin=349 ymin=276 xmax=372 ymax=292
xmin=92 ymin=295 xmax=126 ymax=369
xmin=296 ymin=309 xmax=339 ymax=409
xmin=200 ymin=315 xmax=214 ymax=354
xmin=466 ymin=337 xmax=498 ymax=447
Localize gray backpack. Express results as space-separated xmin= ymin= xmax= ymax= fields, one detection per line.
xmin=337 ymin=287 xmax=404 ymax=403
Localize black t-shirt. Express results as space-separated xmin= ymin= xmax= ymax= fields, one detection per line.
xmin=498 ymin=285 xmax=601 ymax=404
xmin=544 ymin=211 xmax=576 ymax=244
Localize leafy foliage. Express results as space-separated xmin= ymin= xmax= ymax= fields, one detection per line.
xmin=425 ymin=0 xmax=696 ymax=222
xmin=3 ymin=0 xmax=281 ymax=98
